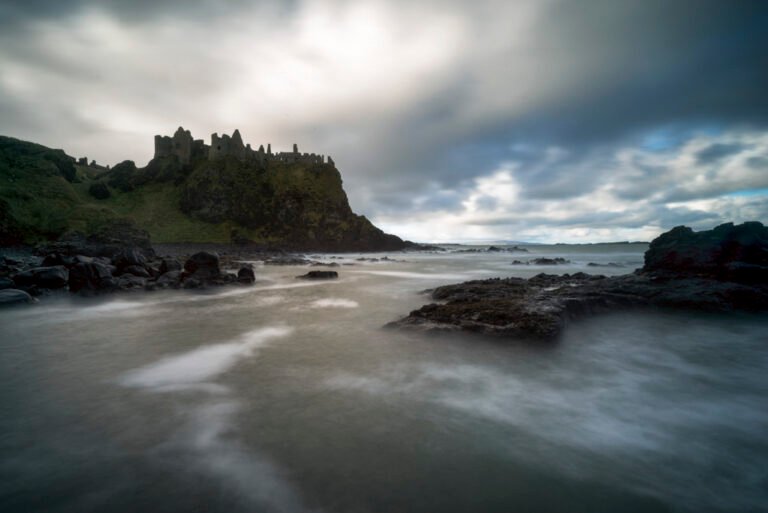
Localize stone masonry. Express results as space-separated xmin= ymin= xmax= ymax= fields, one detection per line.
xmin=153 ymin=127 xmax=330 ymax=167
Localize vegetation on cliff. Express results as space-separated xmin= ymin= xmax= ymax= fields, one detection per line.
xmin=0 ymin=134 xmax=407 ymax=250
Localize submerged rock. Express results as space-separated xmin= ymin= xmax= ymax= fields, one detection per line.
xmin=531 ymin=258 xmax=571 ymax=265
xmin=0 ymin=289 xmax=36 ymax=307
xmin=297 ymin=270 xmax=338 ymax=280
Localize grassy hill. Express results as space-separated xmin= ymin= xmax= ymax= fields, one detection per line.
xmin=0 ymin=135 xmax=405 ymax=250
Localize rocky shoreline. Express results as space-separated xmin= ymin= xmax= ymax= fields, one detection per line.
xmin=0 ymin=218 xmax=430 ymax=306
xmin=388 ymin=222 xmax=768 ymax=340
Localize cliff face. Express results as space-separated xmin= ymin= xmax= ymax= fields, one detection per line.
xmin=0 ymin=130 xmax=409 ymax=251
xmin=177 ymin=155 xmax=405 ymax=251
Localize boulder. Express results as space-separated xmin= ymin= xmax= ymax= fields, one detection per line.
xmin=183 ymin=251 xmax=220 ymax=280
xmin=117 ymin=275 xmax=146 ymax=290
xmin=13 ymin=266 xmax=69 ymax=289
xmin=182 ymin=277 xmax=203 ymax=289
xmin=68 ymin=261 xmax=117 ymax=293
xmin=159 ymin=258 xmax=182 ymax=274
xmin=0 ymin=277 xmax=14 ymax=290
xmin=237 ymin=265 xmax=255 ymax=284
xmin=0 ymin=289 xmax=36 ymax=307
xmin=155 ymin=270 xmax=181 ymax=288
xmin=297 ymin=271 xmax=338 ymax=280
xmin=121 ymin=265 xmax=150 ymax=278
xmin=113 ymin=248 xmax=147 ymax=269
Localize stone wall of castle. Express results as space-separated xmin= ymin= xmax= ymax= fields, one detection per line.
xmin=154 ymin=126 xmax=195 ymax=164
xmin=153 ymin=127 xmax=334 ymax=168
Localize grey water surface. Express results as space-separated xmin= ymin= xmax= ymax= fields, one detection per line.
xmin=1 ymin=245 xmax=767 ymax=513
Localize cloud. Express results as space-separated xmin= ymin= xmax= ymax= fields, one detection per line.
xmin=375 ymin=129 xmax=768 ymax=242
xmin=0 ymin=0 xmax=766 ymax=241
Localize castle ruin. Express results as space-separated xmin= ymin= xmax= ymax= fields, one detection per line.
xmin=153 ymin=127 xmax=331 ymax=167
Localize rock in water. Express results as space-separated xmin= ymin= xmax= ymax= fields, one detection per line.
xmin=120 ymin=265 xmax=150 ymax=278
xmin=155 ymin=270 xmax=181 ymax=288
xmin=183 ymin=252 xmax=221 ymax=280
xmin=0 ymin=289 xmax=36 ymax=307
xmin=113 ymin=248 xmax=147 ymax=269
xmin=530 ymin=257 xmax=570 ymax=265
xmin=297 ymin=271 xmax=338 ymax=280
xmin=237 ymin=266 xmax=255 ymax=284
xmin=69 ymin=262 xmax=117 ymax=293
xmin=159 ymin=258 xmax=182 ymax=274
xmin=13 ymin=266 xmax=69 ymax=289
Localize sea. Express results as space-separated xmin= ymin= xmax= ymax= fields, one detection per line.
xmin=1 ymin=244 xmax=767 ymax=513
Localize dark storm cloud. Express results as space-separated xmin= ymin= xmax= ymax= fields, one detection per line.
xmin=696 ymin=143 xmax=749 ymax=165
xmin=350 ymin=0 xmax=768 ymax=208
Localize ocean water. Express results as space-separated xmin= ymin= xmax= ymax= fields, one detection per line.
xmin=1 ymin=245 xmax=767 ymax=513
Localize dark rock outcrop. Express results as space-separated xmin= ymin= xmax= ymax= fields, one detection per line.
xmin=68 ymin=261 xmax=117 ymax=293
xmin=643 ymin=221 xmax=768 ymax=282
xmin=237 ymin=265 xmax=255 ymax=284
xmin=154 ymin=270 xmax=181 ymax=288
xmin=510 ymin=258 xmax=571 ymax=266
xmin=13 ymin=266 xmax=69 ymax=289
xmin=297 ymin=270 xmax=338 ymax=280
xmin=183 ymin=251 xmax=220 ymax=280
xmin=113 ymin=248 xmax=147 ymax=269
xmin=121 ymin=265 xmax=150 ymax=278
xmin=531 ymin=258 xmax=570 ymax=265
xmin=159 ymin=258 xmax=182 ymax=274
xmin=389 ymin=222 xmax=768 ymax=341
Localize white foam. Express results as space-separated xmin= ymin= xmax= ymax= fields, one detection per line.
xmin=310 ymin=298 xmax=359 ymax=308
xmin=120 ymin=326 xmax=292 ymax=389
xmin=348 ymin=270 xmax=470 ymax=280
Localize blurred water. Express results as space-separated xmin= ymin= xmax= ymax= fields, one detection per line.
xmin=1 ymin=245 xmax=767 ymax=513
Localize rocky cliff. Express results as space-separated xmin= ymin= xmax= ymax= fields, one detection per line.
xmin=0 ymin=130 xmax=409 ymax=251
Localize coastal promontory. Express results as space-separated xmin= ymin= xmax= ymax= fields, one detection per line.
xmin=0 ymin=128 xmax=409 ymax=251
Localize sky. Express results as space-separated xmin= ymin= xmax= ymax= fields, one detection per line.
xmin=1 ymin=0 xmax=767 ymax=243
